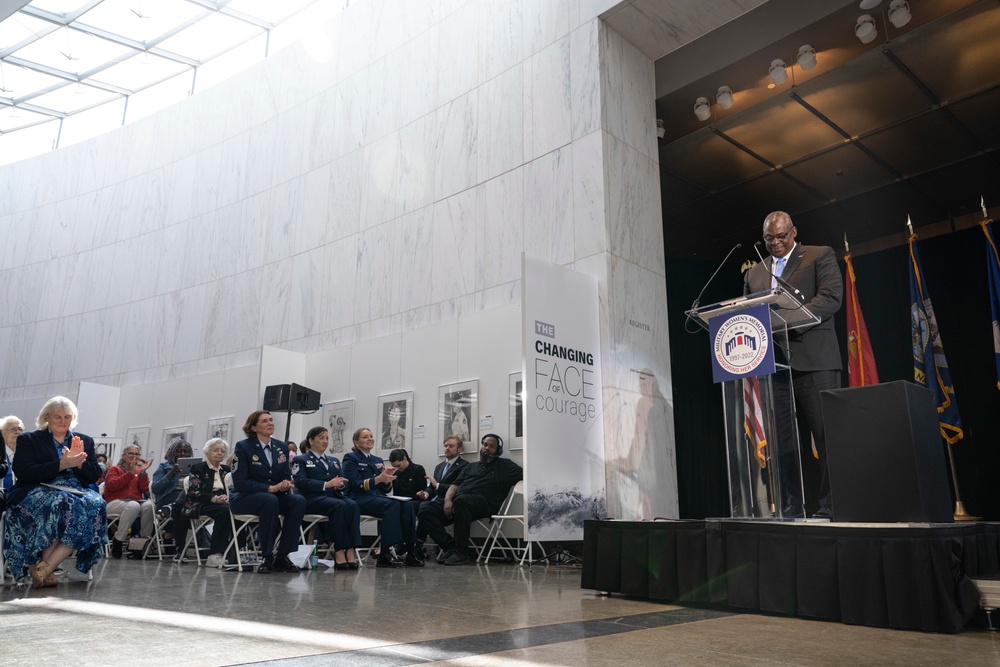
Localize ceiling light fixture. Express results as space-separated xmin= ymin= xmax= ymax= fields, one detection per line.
xmin=797 ymin=45 xmax=817 ymax=71
xmin=768 ymin=59 xmax=788 ymax=85
xmin=859 ymin=0 xmax=881 ymax=9
xmin=716 ymin=86 xmax=734 ymax=110
xmin=693 ymin=97 xmax=711 ymax=121
xmin=855 ymin=14 xmax=878 ymax=44
xmin=887 ymin=0 xmax=911 ymax=28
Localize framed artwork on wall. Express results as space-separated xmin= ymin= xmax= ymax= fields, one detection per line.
xmin=160 ymin=424 xmax=193 ymax=461
xmin=322 ymin=400 xmax=355 ymax=454
xmin=124 ymin=426 xmax=151 ymax=459
xmin=439 ymin=379 xmax=478 ymax=455
xmin=93 ymin=437 xmax=122 ymax=464
xmin=208 ymin=416 xmax=234 ymax=444
xmin=377 ymin=391 xmax=413 ymax=451
xmin=509 ymin=372 xmax=523 ymax=450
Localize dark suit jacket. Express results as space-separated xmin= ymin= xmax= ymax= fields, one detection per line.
xmin=744 ymin=243 xmax=843 ymax=372
xmin=430 ymin=456 xmax=469 ymax=501
xmin=292 ymin=451 xmax=348 ymax=499
xmin=7 ymin=428 xmax=101 ymax=507
xmin=231 ymin=436 xmax=294 ymax=498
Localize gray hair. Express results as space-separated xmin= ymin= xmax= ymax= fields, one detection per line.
xmin=36 ymin=396 xmax=79 ymax=430
xmin=119 ymin=443 xmax=141 ymax=465
xmin=203 ymin=438 xmax=229 ymax=459
xmin=1 ymin=415 xmax=24 ymax=431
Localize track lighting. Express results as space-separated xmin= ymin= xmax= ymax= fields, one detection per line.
xmin=768 ymin=59 xmax=787 ymax=85
xmin=888 ymin=0 xmax=911 ymax=28
xmin=716 ymin=86 xmax=734 ymax=110
xmin=797 ymin=45 xmax=817 ymax=71
xmin=693 ymin=97 xmax=710 ymax=121
xmin=855 ymin=14 xmax=877 ymax=43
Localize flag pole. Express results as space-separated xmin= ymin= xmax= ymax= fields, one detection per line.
xmin=910 ymin=216 xmax=978 ymax=521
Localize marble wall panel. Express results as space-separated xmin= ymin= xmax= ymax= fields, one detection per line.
xmin=217 ymin=132 xmax=250 ymax=210
xmin=360 ymin=131 xmax=401 ymax=229
xmin=243 ymin=118 xmax=279 ymax=199
xmin=400 ymin=25 xmax=439 ymax=127
xmin=258 ymin=259 xmax=293 ymax=346
xmin=13 ymin=262 xmax=45 ymax=327
xmin=172 ymin=284 xmax=210 ymax=365
xmin=2 ymin=209 xmax=33 ymax=271
xmin=0 ymin=327 xmax=11 ymax=389
xmin=301 ymin=89 xmax=337 ymax=174
xmin=327 ymin=149 xmax=364 ymax=242
xmin=476 ymin=167 xmax=524 ymax=291
xmin=1 ymin=323 xmax=33 ymax=388
xmin=348 ymin=333 xmax=403 ymax=427
xmin=606 ymin=133 xmax=664 ymax=274
xmin=224 ymin=273 xmax=262 ymax=355
xmin=476 ymin=281 xmax=520 ymax=311
xmin=210 ymin=202 xmax=244 ymax=283
xmin=81 ymin=245 xmax=115 ymax=314
xmin=523 ymin=0 xmax=571 ymax=55
xmin=60 ymin=249 xmax=95 ymax=318
xmin=236 ymin=193 xmax=268 ymax=275
xmin=266 ymin=178 xmax=302 ymax=264
xmin=0 ymin=270 xmax=18 ymax=329
xmin=286 ymin=246 xmax=327 ymax=342
xmin=202 ymin=277 xmax=236 ymax=359
xmin=354 ymin=223 xmax=395 ymax=323
xmin=433 ymin=93 xmax=478 ymax=202
xmin=319 ymin=236 xmax=359 ymax=334
xmin=523 ymin=147 xmax=574 ymax=266
xmin=607 ymin=255 xmax=671 ymax=393
xmin=363 ymin=49 xmax=403 ymax=146
xmin=93 ymin=182 xmax=125 ymax=250
xmin=35 ymin=254 xmax=69 ymax=323
xmin=130 ymin=232 xmax=164 ymax=303
xmin=572 ymin=129 xmax=607 ymax=259
xmin=95 ymin=304 xmax=130 ymax=378
xmin=391 ymin=206 xmax=434 ymax=314
xmin=526 ymin=36 xmax=572 ymax=161
xmin=476 ymin=64 xmax=523 ymax=184
xmin=270 ymin=104 xmax=308 ymax=188
xmin=436 ymin=2 xmax=480 ymax=109
xmin=26 ymin=316 xmax=59 ymax=384
xmin=296 ymin=164 xmax=333 ymax=255
xmin=479 ymin=0 xmax=523 ymax=83
xmin=431 ymin=189 xmax=477 ymax=304
xmin=190 ymin=143 xmax=224 ymax=217
xmin=120 ymin=297 xmax=155 ymax=373
xmin=570 ymin=19 xmax=601 ymax=141
xmin=397 ymin=113 xmax=436 ymax=216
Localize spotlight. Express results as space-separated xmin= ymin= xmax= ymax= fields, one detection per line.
xmin=693 ymin=97 xmax=711 ymax=121
xmin=855 ymin=14 xmax=877 ymax=44
xmin=888 ymin=0 xmax=911 ymax=28
xmin=797 ymin=45 xmax=817 ymax=71
xmin=716 ymin=86 xmax=734 ymax=110
xmin=768 ymin=59 xmax=788 ymax=85
xmin=859 ymin=0 xmax=881 ymax=9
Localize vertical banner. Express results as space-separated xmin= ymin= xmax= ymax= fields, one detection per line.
xmin=523 ymin=254 xmax=607 ymax=541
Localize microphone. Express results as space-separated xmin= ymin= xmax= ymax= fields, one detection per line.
xmin=691 ymin=243 xmax=742 ymax=311
xmin=753 ymin=241 xmax=803 ymax=301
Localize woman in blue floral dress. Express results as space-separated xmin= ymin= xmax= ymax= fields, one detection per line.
xmin=3 ymin=396 xmax=107 ymax=587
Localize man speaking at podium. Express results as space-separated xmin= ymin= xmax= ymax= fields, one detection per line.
xmin=744 ymin=211 xmax=843 ymax=519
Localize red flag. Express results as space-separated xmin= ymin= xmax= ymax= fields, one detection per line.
xmin=743 ymin=377 xmax=767 ymax=468
xmin=845 ymin=253 xmax=879 ymax=387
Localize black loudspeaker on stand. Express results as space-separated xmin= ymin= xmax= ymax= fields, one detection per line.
xmin=263 ymin=383 xmax=321 ymax=442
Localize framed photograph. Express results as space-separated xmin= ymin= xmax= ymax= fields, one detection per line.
xmin=161 ymin=424 xmax=193 ymax=461
xmin=208 ymin=416 xmax=234 ymax=444
xmin=322 ymin=400 xmax=355 ymax=454
xmin=439 ymin=379 xmax=478 ymax=455
xmin=509 ymin=372 xmax=523 ymax=450
xmin=93 ymin=437 xmax=122 ymax=464
xmin=377 ymin=391 xmax=413 ymax=451
xmin=124 ymin=426 xmax=151 ymax=458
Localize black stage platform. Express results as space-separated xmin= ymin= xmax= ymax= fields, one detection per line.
xmin=581 ymin=519 xmax=999 ymax=633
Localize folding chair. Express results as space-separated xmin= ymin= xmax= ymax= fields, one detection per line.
xmin=222 ymin=473 xmax=261 ymax=571
xmin=355 ymin=515 xmax=382 ymax=566
xmin=479 ymin=481 xmax=546 ymax=566
xmin=299 ymin=514 xmax=331 ymax=557
xmin=176 ymin=476 xmax=215 ymax=565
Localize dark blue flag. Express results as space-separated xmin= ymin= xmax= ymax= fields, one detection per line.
xmin=908 ymin=234 xmax=964 ymax=443
xmin=982 ymin=220 xmax=1000 ymax=391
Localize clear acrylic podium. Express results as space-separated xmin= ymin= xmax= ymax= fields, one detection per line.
xmin=686 ymin=287 xmax=820 ymax=520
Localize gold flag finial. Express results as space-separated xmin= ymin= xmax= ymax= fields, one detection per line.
xmin=907 ymin=215 xmax=913 ymax=237
xmin=844 ymin=232 xmax=850 ymax=255
xmin=983 ymin=196 xmax=989 ymax=220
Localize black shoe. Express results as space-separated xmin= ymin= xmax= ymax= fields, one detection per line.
xmin=111 ymin=539 xmax=124 ymax=559
xmin=812 ymin=507 xmax=834 ymax=520
xmin=405 ymin=552 xmax=425 ymax=567
xmin=347 ymin=562 xmax=359 ymax=571
xmin=436 ymin=548 xmax=455 ymax=564
xmin=376 ymin=555 xmax=404 ymax=568
xmin=272 ymin=554 xmax=301 ymax=573
xmin=443 ymin=552 xmax=470 ymax=566
xmin=780 ymin=506 xmax=805 ymax=519
xmin=257 ymin=555 xmax=274 ymax=573
xmin=335 ymin=562 xmax=351 ymax=571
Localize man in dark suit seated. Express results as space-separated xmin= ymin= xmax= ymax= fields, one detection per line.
xmin=230 ymin=410 xmax=306 ymax=573
xmin=418 ymin=434 xmax=522 ymax=566
xmin=413 ymin=435 xmax=468 ymax=555
xmin=744 ymin=210 xmax=844 ymax=519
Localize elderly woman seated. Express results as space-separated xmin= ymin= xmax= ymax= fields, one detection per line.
xmin=103 ymin=443 xmax=155 ymax=558
xmin=2 ymin=396 xmax=107 ymax=587
xmin=171 ymin=438 xmax=234 ymax=568
xmin=151 ymin=439 xmax=194 ymax=513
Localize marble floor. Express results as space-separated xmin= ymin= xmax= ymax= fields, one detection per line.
xmin=1 ymin=557 xmax=998 ymax=666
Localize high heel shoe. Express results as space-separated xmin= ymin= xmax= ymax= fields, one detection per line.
xmin=28 ymin=559 xmax=58 ymax=588
xmin=334 ymin=562 xmax=351 ymax=571
xmin=347 ymin=561 xmax=359 ymax=571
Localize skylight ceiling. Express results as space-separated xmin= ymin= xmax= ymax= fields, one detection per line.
xmin=0 ymin=0 xmax=341 ymax=164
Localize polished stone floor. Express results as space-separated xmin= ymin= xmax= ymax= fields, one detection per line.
xmin=1 ymin=557 xmax=998 ymax=666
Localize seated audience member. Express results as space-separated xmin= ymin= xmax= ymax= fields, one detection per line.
xmin=3 ymin=396 xmax=107 ymax=587
xmin=172 ymin=438 xmax=234 ymax=568
xmin=104 ymin=443 xmax=155 ymax=559
xmin=151 ymin=440 xmax=194 ymax=511
xmin=2 ymin=415 xmax=25 ymax=491
xmin=287 ymin=441 xmax=298 ymax=457
xmin=418 ymin=434 xmax=521 ymax=566
xmin=95 ymin=454 xmax=109 ymax=483
xmin=230 ymin=410 xmax=305 ymax=573
xmin=414 ymin=435 xmax=468 ymax=552
xmin=343 ymin=428 xmax=422 ymax=568
xmin=292 ymin=426 xmax=361 ymax=570
xmin=388 ymin=448 xmax=428 ymax=523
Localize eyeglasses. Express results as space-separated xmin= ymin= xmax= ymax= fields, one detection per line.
xmin=763 ymin=230 xmax=793 ymax=243
xmin=4 ymin=426 xmax=23 ymax=433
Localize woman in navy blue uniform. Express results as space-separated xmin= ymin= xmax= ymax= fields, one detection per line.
xmin=3 ymin=396 xmax=107 ymax=587
xmin=342 ymin=428 xmax=422 ymax=568
xmin=292 ymin=426 xmax=360 ymax=570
